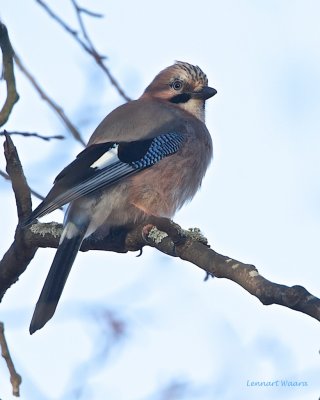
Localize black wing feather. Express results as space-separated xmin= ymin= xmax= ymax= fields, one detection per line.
xmin=54 ymin=142 xmax=115 ymax=184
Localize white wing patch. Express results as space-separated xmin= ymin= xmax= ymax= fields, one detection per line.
xmin=90 ymin=145 xmax=119 ymax=169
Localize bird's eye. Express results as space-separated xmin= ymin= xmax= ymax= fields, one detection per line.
xmin=171 ymin=80 xmax=183 ymax=91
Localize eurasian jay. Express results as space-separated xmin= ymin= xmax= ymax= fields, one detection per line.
xmin=24 ymin=61 xmax=216 ymax=334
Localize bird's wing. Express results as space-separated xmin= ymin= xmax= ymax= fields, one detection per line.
xmin=23 ymin=132 xmax=185 ymax=225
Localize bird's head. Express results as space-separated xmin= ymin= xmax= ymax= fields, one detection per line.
xmin=141 ymin=61 xmax=217 ymax=122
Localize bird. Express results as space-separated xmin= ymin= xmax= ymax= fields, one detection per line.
xmin=24 ymin=61 xmax=217 ymax=334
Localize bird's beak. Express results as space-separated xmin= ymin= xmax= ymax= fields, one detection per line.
xmin=191 ymin=86 xmax=217 ymax=100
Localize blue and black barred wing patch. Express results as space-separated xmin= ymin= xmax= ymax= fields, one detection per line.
xmin=23 ymin=133 xmax=185 ymax=225
xmin=119 ymin=132 xmax=184 ymax=168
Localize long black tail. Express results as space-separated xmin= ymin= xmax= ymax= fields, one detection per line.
xmin=29 ymin=230 xmax=86 ymax=334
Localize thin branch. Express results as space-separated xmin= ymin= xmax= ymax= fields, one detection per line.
xmin=13 ymin=53 xmax=85 ymax=146
xmin=71 ymin=0 xmax=101 ymax=54
xmin=0 ymin=21 xmax=19 ymax=126
xmin=35 ymin=0 xmax=132 ymax=101
xmin=36 ymin=0 xmax=80 ymax=37
xmin=0 ymin=322 xmax=22 ymax=397
xmin=76 ymin=7 xmax=104 ymax=19
xmin=0 ymin=131 xmax=64 ymax=141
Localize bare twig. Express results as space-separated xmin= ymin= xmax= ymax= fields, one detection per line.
xmin=71 ymin=0 xmax=102 ymax=55
xmin=0 ymin=21 xmax=19 ymax=126
xmin=35 ymin=0 xmax=132 ymax=101
xmin=0 ymin=130 xmax=64 ymax=141
xmin=76 ymin=6 xmax=104 ymax=19
xmin=13 ymin=53 xmax=85 ymax=145
xmin=36 ymin=0 xmax=80 ymax=37
xmin=0 ymin=322 xmax=22 ymax=397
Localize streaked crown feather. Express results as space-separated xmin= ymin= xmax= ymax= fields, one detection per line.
xmin=143 ymin=61 xmax=208 ymax=94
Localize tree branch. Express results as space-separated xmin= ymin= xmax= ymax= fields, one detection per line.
xmin=3 ymin=217 xmax=320 ymax=322
xmin=0 ymin=21 xmax=19 ymax=127
xmin=1 ymin=137 xmax=319 ymax=323
xmin=0 ymin=134 xmax=38 ymax=298
xmin=0 ymin=322 xmax=22 ymax=397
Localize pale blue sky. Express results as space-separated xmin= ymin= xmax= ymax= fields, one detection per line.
xmin=1 ymin=1 xmax=320 ymax=399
